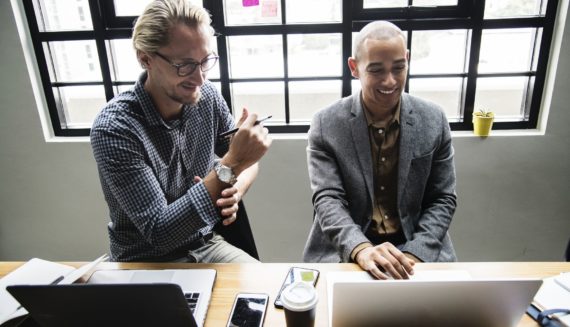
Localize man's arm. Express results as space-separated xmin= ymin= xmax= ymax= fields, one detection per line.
xmin=91 ymin=113 xmax=270 ymax=254
xmin=91 ymin=124 xmax=221 ymax=254
xmin=308 ymin=111 xmax=371 ymax=263
xmin=199 ymin=163 xmax=259 ymax=226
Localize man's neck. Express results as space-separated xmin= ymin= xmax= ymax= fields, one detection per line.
xmin=144 ymin=78 xmax=183 ymax=121
xmin=363 ymin=101 xmax=398 ymax=124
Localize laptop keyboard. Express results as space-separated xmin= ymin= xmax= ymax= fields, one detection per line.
xmin=184 ymin=292 xmax=200 ymax=314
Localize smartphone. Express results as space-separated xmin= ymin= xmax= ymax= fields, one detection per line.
xmin=227 ymin=292 xmax=269 ymax=327
xmin=274 ymin=267 xmax=320 ymax=308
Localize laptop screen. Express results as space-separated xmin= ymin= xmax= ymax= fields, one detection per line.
xmin=328 ymin=271 xmax=541 ymax=327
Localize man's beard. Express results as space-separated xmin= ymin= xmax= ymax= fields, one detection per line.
xmin=169 ymin=88 xmax=201 ymax=106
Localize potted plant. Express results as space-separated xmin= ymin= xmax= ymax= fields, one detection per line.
xmin=473 ymin=108 xmax=494 ymax=137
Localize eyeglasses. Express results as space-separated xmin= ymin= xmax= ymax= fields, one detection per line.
xmin=153 ymin=52 xmax=219 ymax=77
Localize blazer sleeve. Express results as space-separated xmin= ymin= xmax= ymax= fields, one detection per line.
xmin=400 ymin=110 xmax=457 ymax=262
xmin=307 ymin=110 xmax=370 ymax=262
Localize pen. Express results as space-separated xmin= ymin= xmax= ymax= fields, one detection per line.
xmin=50 ymin=275 xmax=64 ymax=285
xmin=218 ymin=115 xmax=272 ymax=139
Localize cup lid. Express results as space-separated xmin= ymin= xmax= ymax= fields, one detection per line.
xmin=280 ymin=281 xmax=318 ymax=312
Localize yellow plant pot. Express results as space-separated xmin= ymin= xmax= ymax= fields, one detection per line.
xmin=473 ymin=113 xmax=494 ymax=137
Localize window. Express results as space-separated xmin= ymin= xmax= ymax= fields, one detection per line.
xmin=21 ymin=0 xmax=561 ymax=136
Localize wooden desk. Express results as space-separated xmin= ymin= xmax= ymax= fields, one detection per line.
xmin=2 ymin=262 xmax=569 ymax=326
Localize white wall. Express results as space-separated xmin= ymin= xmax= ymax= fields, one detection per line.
xmin=1 ymin=0 xmax=568 ymax=262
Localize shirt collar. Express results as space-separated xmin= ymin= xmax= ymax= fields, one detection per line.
xmin=362 ymin=96 xmax=402 ymax=129
xmin=133 ymin=72 xmax=186 ymax=129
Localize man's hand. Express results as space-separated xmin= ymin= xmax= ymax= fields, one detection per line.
xmin=222 ymin=109 xmax=271 ymax=175
xmin=355 ymin=242 xmax=415 ymax=280
xmin=216 ymin=186 xmax=241 ymax=226
xmin=194 ymin=176 xmax=240 ymax=226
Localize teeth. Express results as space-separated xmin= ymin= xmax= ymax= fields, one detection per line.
xmin=379 ymin=89 xmax=395 ymax=94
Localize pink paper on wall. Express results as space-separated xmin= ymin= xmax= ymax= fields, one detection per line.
xmin=261 ymin=0 xmax=278 ymax=17
xmin=242 ymin=0 xmax=259 ymax=6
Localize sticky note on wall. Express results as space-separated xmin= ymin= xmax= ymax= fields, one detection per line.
xmin=262 ymin=0 xmax=278 ymax=17
xmin=242 ymin=0 xmax=259 ymax=6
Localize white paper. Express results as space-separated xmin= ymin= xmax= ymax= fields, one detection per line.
xmin=0 ymin=254 xmax=108 ymax=325
xmin=533 ymin=272 xmax=570 ymax=326
xmin=0 ymin=259 xmax=74 ymax=324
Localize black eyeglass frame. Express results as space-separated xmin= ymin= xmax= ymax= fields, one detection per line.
xmin=153 ymin=52 xmax=219 ymax=77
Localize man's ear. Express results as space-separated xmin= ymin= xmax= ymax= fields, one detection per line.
xmin=138 ymin=50 xmax=151 ymax=69
xmin=348 ymin=57 xmax=359 ymax=79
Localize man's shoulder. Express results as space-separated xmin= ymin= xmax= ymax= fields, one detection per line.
xmin=314 ymin=95 xmax=355 ymax=121
xmin=402 ymin=93 xmax=445 ymax=118
xmin=92 ymin=90 xmax=143 ymax=132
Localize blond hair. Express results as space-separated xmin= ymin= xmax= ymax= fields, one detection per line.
xmin=132 ymin=0 xmax=214 ymax=54
xmin=353 ymin=21 xmax=407 ymax=60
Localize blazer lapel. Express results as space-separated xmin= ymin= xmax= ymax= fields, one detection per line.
xmin=398 ymin=94 xmax=416 ymax=209
xmin=350 ymin=95 xmax=374 ymax=205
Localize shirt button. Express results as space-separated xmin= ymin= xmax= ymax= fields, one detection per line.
xmin=380 ymin=186 xmax=385 ymax=191
xmin=378 ymin=129 xmax=383 ymax=134
xmin=385 ymin=215 xmax=389 ymax=219
xmin=381 ymin=157 xmax=386 ymax=162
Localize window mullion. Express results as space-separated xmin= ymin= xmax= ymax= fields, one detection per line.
xmin=462 ymin=0 xmax=485 ymax=130
xmin=342 ymin=0 xmax=352 ymax=97
xmin=203 ymin=0 xmax=233 ymax=112
xmin=89 ymin=0 xmax=114 ymax=102
xmin=528 ymin=0 xmax=559 ymax=128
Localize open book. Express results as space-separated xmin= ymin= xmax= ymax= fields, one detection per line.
xmin=0 ymin=254 xmax=108 ymax=325
xmin=532 ymin=272 xmax=570 ymax=326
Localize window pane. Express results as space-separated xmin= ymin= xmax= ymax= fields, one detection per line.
xmin=410 ymin=30 xmax=468 ymax=74
xmin=479 ymin=28 xmax=535 ymax=73
xmin=113 ymin=0 xmax=203 ymax=16
xmin=363 ymin=0 xmax=406 ymax=8
xmin=44 ymin=41 xmax=101 ymax=82
xmin=413 ymin=0 xmax=458 ymax=5
xmin=228 ymin=35 xmax=284 ymax=78
xmin=364 ymin=0 xmax=457 ymax=8
xmin=289 ymin=80 xmax=341 ymax=122
xmin=208 ymin=41 xmax=220 ymax=80
xmin=484 ymin=0 xmax=546 ymax=18
xmin=34 ymin=0 xmax=92 ymax=31
xmin=351 ymin=79 xmax=361 ymax=95
xmin=108 ymin=39 xmax=141 ymax=82
xmin=532 ymin=29 xmax=543 ymax=71
xmin=224 ymin=0 xmax=282 ymax=26
xmin=231 ymin=82 xmax=285 ymax=123
xmin=113 ymin=0 xmax=153 ymax=16
xmin=474 ymin=77 xmax=528 ymax=119
xmin=408 ymin=78 xmax=463 ymax=121
xmin=53 ymin=86 xmax=106 ymax=128
xmin=288 ymin=34 xmax=342 ymax=77
xmin=286 ymin=0 xmax=341 ymax=23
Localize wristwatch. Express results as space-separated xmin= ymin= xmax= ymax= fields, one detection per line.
xmin=214 ymin=162 xmax=237 ymax=185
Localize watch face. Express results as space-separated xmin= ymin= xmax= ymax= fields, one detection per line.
xmin=220 ymin=167 xmax=231 ymax=181
xmin=216 ymin=164 xmax=235 ymax=184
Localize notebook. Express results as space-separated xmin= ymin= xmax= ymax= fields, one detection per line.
xmin=328 ymin=271 xmax=542 ymax=327
xmin=7 ymin=269 xmax=216 ymax=327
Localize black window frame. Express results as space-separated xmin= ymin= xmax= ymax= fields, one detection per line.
xmin=22 ymin=0 xmax=560 ymax=136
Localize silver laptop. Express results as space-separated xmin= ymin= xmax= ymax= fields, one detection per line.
xmin=88 ymin=269 xmax=216 ymax=327
xmin=329 ymin=272 xmax=542 ymax=327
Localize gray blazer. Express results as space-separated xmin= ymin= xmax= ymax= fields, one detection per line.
xmin=303 ymin=92 xmax=457 ymax=263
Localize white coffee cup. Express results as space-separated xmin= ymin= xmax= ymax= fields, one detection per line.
xmin=281 ymin=281 xmax=318 ymax=327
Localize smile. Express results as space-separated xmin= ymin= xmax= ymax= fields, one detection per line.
xmin=181 ymin=83 xmax=197 ymax=90
xmin=378 ymin=88 xmax=396 ymax=95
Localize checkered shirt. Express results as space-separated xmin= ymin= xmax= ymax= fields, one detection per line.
xmin=90 ymin=72 xmax=235 ymax=261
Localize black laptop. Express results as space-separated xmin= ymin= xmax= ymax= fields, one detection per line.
xmin=6 ymin=283 xmax=198 ymax=327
